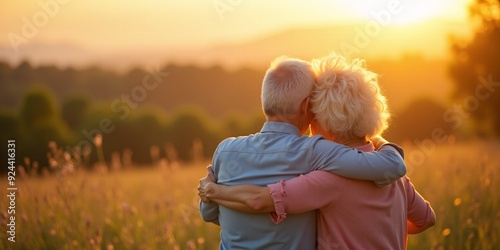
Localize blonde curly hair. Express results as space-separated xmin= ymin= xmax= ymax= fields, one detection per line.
xmin=310 ymin=53 xmax=390 ymax=139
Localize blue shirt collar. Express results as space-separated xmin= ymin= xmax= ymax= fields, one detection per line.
xmin=260 ymin=121 xmax=302 ymax=136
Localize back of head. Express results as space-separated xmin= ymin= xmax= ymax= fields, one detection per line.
xmin=261 ymin=56 xmax=315 ymax=118
xmin=311 ymin=53 xmax=390 ymax=139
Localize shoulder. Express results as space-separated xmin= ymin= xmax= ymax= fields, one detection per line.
xmin=216 ymin=136 xmax=248 ymax=149
xmin=307 ymin=135 xmax=352 ymax=153
xmin=305 ymin=170 xmax=348 ymax=186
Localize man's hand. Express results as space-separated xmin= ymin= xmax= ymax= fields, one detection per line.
xmin=198 ymin=165 xmax=216 ymax=203
xmin=371 ymin=135 xmax=389 ymax=150
xmin=371 ymin=135 xmax=405 ymax=159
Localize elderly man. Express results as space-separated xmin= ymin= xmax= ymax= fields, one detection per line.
xmin=199 ymin=56 xmax=406 ymax=249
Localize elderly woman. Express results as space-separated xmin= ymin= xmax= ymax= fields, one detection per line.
xmin=200 ymin=53 xmax=435 ymax=249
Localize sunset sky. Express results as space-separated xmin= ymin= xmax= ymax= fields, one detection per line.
xmin=0 ymin=0 xmax=473 ymax=69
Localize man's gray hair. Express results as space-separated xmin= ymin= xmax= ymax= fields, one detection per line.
xmin=261 ymin=56 xmax=315 ymax=117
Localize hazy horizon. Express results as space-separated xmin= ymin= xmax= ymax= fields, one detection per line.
xmin=0 ymin=0 xmax=473 ymax=71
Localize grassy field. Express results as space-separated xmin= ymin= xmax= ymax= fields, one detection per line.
xmin=0 ymin=141 xmax=498 ymax=249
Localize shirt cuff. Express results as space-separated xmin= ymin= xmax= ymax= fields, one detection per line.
xmin=267 ymin=180 xmax=287 ymax=224
xmin=379 ymin=142 xmax=405 ymax=159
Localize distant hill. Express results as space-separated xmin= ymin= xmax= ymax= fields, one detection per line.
xmin=194 ymin=20 xmax=470 ymax=69
xmin=0 ymin=20 xmax=470 ymax=72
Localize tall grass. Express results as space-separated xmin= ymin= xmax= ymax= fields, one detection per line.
xmin=0 ymin=165 xmax=220 ymax=250
xmin=0 ymin=141 xmax=498 ymax=249
xmin=405 ymin=140 xmax=499 ymax=249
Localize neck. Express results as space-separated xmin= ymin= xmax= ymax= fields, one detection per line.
xmin=266 ymin=115 xmax=289 ymax=123
xmin=333 ymin=136 xmax=369 ymax=148
xmin=266 ymin=115 xmax=306 ymax=134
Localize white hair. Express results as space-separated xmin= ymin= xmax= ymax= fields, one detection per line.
xmin=310 ymin=53 xmax=390 ymax=139
xmin=261 ymin=56 xmax=315 ymax=117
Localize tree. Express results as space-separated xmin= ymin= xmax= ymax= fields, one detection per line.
xmin=104 ymin=107 xmax=168 ymax=165
xmin=449 ymin=0 xmax=500 ymax=136
xmin=222 ymin=111 xmax=265 ymax=137
xmin=166 ymin=107 xmax=222 ymax=162
xmin=62 ymin=95 xmax=90 ymax=131
xmin=386 ymin=98 xmax=452 ymax=142
xmin=20 ymin=86 xmax=59 ymax=129
xmin=18 ymin=86 xmax=69 ymax=170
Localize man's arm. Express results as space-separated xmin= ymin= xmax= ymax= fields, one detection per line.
xmin=199 ymin=201 xmax=220 ymax=225
xmin=311 ymin=137 xmax=406 ymax=186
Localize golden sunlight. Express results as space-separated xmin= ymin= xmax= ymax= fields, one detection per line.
xmin=344 ymin=0 xmax=467 ymax=25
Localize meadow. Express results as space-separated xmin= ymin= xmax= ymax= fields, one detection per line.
xmin=0 ymin=140 xmax=498 ymax=250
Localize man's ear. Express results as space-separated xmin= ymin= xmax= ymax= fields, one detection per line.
xmin=301 ymin=96 xmax=311 ymax=114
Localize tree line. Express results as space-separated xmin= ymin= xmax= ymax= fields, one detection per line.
xmin=0 ymin=86 xmax=265 ymax=174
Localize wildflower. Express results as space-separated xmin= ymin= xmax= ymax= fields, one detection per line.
xmin=197 ymin=237 xmax=205 ymax=245
xmin=187 ymin=240 xmax=196 ymax=250
xmin=48 ymin=141 xmax=57 ymax=152
xmin=94 ymin=134 xmax=103 ymax=147
xmin=121 ymin=202 xmax=130 ymax=211
xmin=453 ymin=197 xmax=462 ymax=206
xmin=442 ymin=228 xmax=451 ymax=237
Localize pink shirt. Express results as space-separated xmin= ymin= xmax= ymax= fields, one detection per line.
xmin=267 ymin=142 xmax=435 ymax=249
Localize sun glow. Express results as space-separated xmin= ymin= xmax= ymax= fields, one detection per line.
xmin=345 ymin=0 xmax=463 ymax=25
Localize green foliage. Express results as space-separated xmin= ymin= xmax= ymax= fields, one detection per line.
xmin=105 ymin=107 xmax=169 ymax=164
xmin=449 ymin=0 xmax=500 ymax=136
xmin=166 ymin=107 xmax=223 ymax=162
xmin=17 ymin=86 xmax=70 ymax=171
xmin=3 ymin=84 xmax=267 ymax=172
xmin=62 ymin=95 xmax=90 ymax=131
xmin=0 ymin=109 xmax=19 ymax=139
xmin=222 ymin=111 xmax=266 ymax=138
xmin=19 ymin=86 xmax=60 ymax=129
xmin=20 ymin=121 xmax=69 ymax=168
xmin=0 ymin=60 xmax=264 ymax=120
xmin=386 ymin=98 xmax=453 ymax=142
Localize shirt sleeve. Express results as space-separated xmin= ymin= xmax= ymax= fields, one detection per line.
xmin=405 ymin=177 xmax=435 ymax=233
xmin=199 ymin=156 xmax=221 ymax=225
xmin=199 ymin=201 xmax=220 ymax=225
xmin=309 ymin=139 xmax=406 ymax=186
xmin=267 ymin=171 xmax=343 ymax=224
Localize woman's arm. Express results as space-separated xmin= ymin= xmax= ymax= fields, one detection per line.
xmin=198 ymin=166 xmax=274 ymax=213
xmin=404 ymin=177 xmax=436 ymax=234
xmin=203 ymin=183 xmax=275 ymax=213
xmin=201 ymin=170 xmax=342 ymax=224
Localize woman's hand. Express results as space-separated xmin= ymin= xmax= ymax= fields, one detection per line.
xmin=202 ymin=182 xmax=220 ymax=198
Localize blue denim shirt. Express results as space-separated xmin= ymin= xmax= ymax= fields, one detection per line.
xmin=200 ymin=122 xmax=406 ymax=250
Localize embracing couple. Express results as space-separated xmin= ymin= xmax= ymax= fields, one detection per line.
xmin=198 ymin=53 xmax=435 ymax=249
